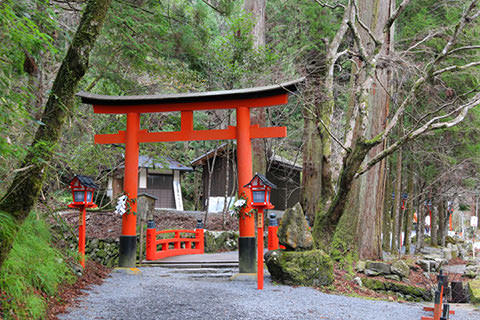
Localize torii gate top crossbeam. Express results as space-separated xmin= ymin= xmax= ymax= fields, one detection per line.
xmin=76 ymin=78 xmax=303 ymax=113
xmin=76 ymin=78 xmax=303 ymax=144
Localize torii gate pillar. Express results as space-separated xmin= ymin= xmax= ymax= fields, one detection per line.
xmin=236 ymin=106 xmax=255 ymax=272
xmin=119 ymin=112 xmax=140 ymax=267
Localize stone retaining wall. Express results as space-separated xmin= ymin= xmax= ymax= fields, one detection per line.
xmin=66 ymin=230 xmax=240 ymax=267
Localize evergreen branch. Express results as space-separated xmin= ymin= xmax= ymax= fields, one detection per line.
xmin=200 ymin=0 xmax=228 ymax=15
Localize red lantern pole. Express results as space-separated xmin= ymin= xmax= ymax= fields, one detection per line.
xmin=449 ymin=210 xmax=453 ymax=231
xmin=79 ymin=205 xmax=86 ymax=268
xmin=257 ymin=208 xmax=264 ymax=290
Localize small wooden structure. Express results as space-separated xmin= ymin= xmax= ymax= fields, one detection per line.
xmin=244 ymin=173 xmax=276 ymax=290
xmin=106 ymin=155 xmax=192 ymax=210
xmin=191 ymin=145 xmax=301 ymax=211
xmin=68 ymin=175 xmax=98 ymax=268
xmin=146 ymin=227 xmax=204 ymax=260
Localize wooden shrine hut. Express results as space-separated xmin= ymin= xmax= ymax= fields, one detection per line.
xmin=191 ymin=144 xmax=302 ymax=211
xmin=106 ymin=155 xmax=193 ymax=210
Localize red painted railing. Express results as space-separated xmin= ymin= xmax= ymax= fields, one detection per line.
xmin=146 ymin=228 xmax=204 ymax=260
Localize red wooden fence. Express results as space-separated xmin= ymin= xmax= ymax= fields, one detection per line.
xmin=146 ymin=228 xmax=204 ymax=260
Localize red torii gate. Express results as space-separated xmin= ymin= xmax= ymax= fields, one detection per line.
xmin=77 ymin=78 xmax=302 ymax=273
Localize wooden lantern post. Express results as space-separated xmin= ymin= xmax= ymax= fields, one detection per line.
xmin=68 ymin=175 xmax=98 ymax=268
xmin=244 ymin=173 xmax=276 ymax=290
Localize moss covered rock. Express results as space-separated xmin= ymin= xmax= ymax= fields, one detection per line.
xmin=468 ymin=280 xmax=480 ymax=304
xmin=265 ymin=249 xmax=333 ymax=286
xmin=366 ymin=261 xmax=391 ymax=275
xmin=391 ymin=260 xmax=410 ymax=278
xmin=204 ymin=231 xmax=239 ymax=253
xmin=277 ymin=203 xmax=313 ymax=251
xmin=362 ymin=278 xmax=432 ymax=301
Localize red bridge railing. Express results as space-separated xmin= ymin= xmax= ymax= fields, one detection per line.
xmin=146 ymin=226 xmax=204 ymax=261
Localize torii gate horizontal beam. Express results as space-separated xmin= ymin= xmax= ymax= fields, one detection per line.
xmin=95 ymin=125 xmax=286 ymax=144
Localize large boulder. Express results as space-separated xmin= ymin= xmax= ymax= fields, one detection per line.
xmin=468 ymin=280 xmax=480 ymax=304
xmin=366 ymin=261 xmax=391 ymax=275
xmin=277 ymin=203 xmax=313 ymax=251
xmin=391 ymin=260 xmax=410 ymax=278
xmin=362 ymin=278 xmax=432 ymax=301
xmin=204 ymin=231 xmax=239 ymax=253
xmin=265 ymin=249 xmax=333 ymax=286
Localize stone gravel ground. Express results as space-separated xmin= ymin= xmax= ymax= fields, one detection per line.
xmin=58 ymin=267 xmax=480 ymax=320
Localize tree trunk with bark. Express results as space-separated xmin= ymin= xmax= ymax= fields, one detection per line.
xmin=438 ymin=198 xmax=445 ymax=246
xmin=323 ymin=0 xmax=393 ymax=260
xmin=431 ymin=195 xmax=438 ymax=246
xmin=383 ymin=163 xmax=393 ymax=252
xmin=405 ymin=160 xmax=414 ymax=254
xmin=416 ymin=196 xmax=425 ymax=253
xmin=392 ymin=148 xmax=403 ymax=253
xmin=0 ymin=0 xmax=112 ymax=270
xmin=244 ymin=0 xmax=267 ymax=175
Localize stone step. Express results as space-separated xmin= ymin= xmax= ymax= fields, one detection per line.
xmin=170 ymin=268 xmax=237 ymax=274
xmin=141 ymin=259 xmax=237 ymax=264
xmin=141 ymin=262 xmax=238 ymax=269
xmin=189 ymin=273 xmax=234 ymax=279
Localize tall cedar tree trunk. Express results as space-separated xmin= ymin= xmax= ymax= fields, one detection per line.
xmin=438 ymin=198 xmax=445 ymax=246
xmin=431 ymin=194 xmax=438 ymax=246
xmin=405 ymin=160 xmax=414 ymax=254
xmin=244 ymin=0 xmax=267 ymax=175
xmin=382 ymin=163 xmax=393 ymax=251
xmin=416 ymin=195 xmax=425 ymax=253
xmin=301 ymin=61 xmax=332 ymax=223
xmin=315 ymin=0 xmax=392 ymax=259
xmin=0 ymin=0 xmax=112 ymax=270
xmin=392 ymin=143 xmax=403 ymax=253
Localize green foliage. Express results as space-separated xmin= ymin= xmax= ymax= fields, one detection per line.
xmin=0 ymin=212 xmax=75 ymax=319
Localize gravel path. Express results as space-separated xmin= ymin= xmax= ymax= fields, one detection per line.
xmin=59 ymin=267 xmax=480 ymax=320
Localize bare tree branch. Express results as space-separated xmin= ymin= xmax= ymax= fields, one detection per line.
xmin=347 ymin=4 xmax=368 ymax=62
xmin=352 ymin=0 xmax=381 ymax=46
xmin=433 ymin=61 xmax=480 ymax=76
xmin=200 ymin=0 xmax=228 ymax=15
xmin=428 ymin=0 xmax=479 ymax=70
xmin=357 ymin=94 xmax=480 ymax=177
xmin=313 ymin=0 xmax=346 ymax=10
xmin=303 ymin=103 xmax=349 ymax=152
xmin=384 ymin=0 xmax=411 ymax=33
xmin=401 ymin=29 xmax=445 ymax=55
xmin=447 ymin=45 xmax=480 ymax=56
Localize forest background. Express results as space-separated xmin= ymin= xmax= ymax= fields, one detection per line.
xmin=1 ymin=0 xmax=480 ymax=273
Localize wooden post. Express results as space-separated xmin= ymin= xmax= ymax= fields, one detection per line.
xmin=137 ymin=193 xmax=158 ymax=264
xmin=79 ymin=206 xmax=86 ymax=268
xmin=257 ymin=208 xmax=264 ymax=290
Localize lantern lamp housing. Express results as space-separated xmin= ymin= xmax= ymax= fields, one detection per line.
xmin=68 ymin=175 xmax=98 ymax=208
xmin=244 ymin=173 xmax=276 ymax=209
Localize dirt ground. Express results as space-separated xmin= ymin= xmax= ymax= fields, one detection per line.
xmin=47 ymin=259 xmax=110 ymax=320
